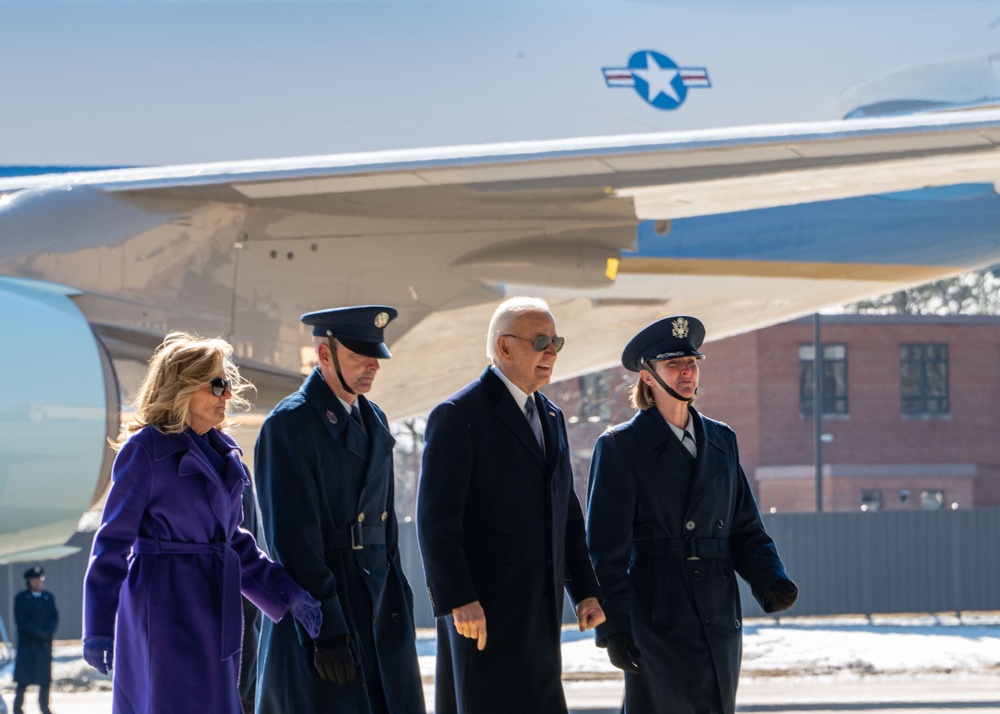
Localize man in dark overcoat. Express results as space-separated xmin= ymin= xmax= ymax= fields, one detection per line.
xmin=587 ymin=315 xmax=799 ymax=714
xmin=13 ymin=566 xmax=58 ymax=714
xmin=254 ymin=306 xmax=424 ymax=714
xmin=417 ymin=296 xmax=605 ymax=714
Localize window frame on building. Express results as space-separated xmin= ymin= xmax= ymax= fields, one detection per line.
xmin=799 ymin=343 xmax=849 ymax=418
xmin=900 ymin=343 xmax=950 ymax=417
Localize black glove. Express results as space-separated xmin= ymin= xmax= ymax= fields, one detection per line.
xmin=313 ymin=635 xmax=359 ymax=685
xmin=764 ymin=579 xmax=799 ymax=612
xmin=605 ymin=630 xmax=641 ymax=674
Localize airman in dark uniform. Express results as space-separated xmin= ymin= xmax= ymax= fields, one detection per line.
xmin=254 ymin=306 xmax=424 ymax=714
xmin=13 ymin=566 xmax=58 ymax=714
xmin=587 ymin=316 xmax=798 ymax=714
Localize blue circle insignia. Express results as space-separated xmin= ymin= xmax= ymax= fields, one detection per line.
xmin=627 ymin=50 xmax=686 ymax=110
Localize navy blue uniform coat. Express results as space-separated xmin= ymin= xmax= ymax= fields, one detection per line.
xmin=254 ymin=368 xmax=424 ymax=714
xmin=14 ymin=588 xmax=57 ymax=685
xmin=417 ymin=368 xmax=602 ymax=714
xmin=587 ymin=407 xmax=791 ymax=714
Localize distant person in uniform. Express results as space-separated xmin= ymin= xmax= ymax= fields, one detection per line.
xmin=254 ymin=306 xmax=424 ymax=714
xmin=417 ymin=296 xmax=606 ymax=714
xmin=586 ymin=315 xmax=799 ymax=714
xmin=13 ymin=565 xmax=57 ymax=714
xmin=82 ymin=331 xmax=322 ymax=714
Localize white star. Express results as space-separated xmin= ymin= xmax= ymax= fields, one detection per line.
xmin=631 ymin=52 xmax=681 ymax=104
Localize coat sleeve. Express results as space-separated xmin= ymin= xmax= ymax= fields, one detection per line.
xmin=416 ymin=400 xmax=478 ymax=617
xmin=586 ymin=430 xmax=637 ymax=643
xmin=83 ymin=436 xmax=153 ymax=640
xmin=255 ymin=411 xmax=349 ymax=641
xmin=45 ymin=596 xmax=58 ymax=638
xmin=726 ymin=433 xmax=791 ymax=609
xmin=231 ymin=523 xmax=301 ymax=623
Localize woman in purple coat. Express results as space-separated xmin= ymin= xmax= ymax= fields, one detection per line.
xmin=82 ymin=332 xmax=322 ymax=714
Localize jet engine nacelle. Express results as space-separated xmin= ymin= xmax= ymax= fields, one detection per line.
xmin=0 ymin=277 xmax=117 ymax=564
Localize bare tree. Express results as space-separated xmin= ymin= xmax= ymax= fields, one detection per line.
xmin=844 ymin=269 xmax=1000 ymax=315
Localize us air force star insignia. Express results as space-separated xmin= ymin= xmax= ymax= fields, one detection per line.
xmin=326 ymin=409 xmax=338 ymax=424
xmin=374 ymin=312 xmax=389 ymax=328
xmin=672 ymin=317 xmax=690 ymax=338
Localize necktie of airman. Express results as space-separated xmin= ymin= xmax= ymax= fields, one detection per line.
xmin=350 ymin=403 xmax=365 ymax=433
xmin=680 ymin=430 xmax=697 ymax=458
xmin=525 ymin=396 xmax=544 ymax=453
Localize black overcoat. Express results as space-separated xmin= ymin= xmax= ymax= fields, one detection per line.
xmin=254 ymin=368 xmax=424 ymax=714
xmin=417 ymin=367 xmax=602 ymax=714
xmin=587 ymin=407 xmax=791 ymax=714
xmin=13 ymin=588 xmax=57 ymax=685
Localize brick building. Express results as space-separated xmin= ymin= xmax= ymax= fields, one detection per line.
xmin=548 ymin=314 xmax=1000 ymax=513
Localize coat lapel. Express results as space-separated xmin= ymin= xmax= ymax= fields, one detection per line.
xmin=482 ymin=369 xmax=545 ymax=467
xmin=357 ymin=396 xmax=396 ymax=510
xmin=536 ymin=391 xmax=562 ymax=475
xmin=302 ymin=368 xmax=368 ymax=460
xmin=151 ymin=427 xmax=238 ymax=532
xmin=687 ymin=408 xmax=727 ymax=504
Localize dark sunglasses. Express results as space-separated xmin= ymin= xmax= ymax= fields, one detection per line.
xmin=502 ymin=334 xmax=565 ymax=353
xmin=209 ymin=377 xmax=232 ymax=397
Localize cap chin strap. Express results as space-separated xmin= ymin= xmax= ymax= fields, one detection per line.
xmin=640 ymin=357 xmax=696 ymax=403
xmin=326 ymin=334 xmax=355 ymax=395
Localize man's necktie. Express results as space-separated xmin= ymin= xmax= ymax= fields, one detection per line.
xmin=350 ymin=403 xmax=365 ymax=432
xmin=525 ymin=396 xmax=544 ymax=452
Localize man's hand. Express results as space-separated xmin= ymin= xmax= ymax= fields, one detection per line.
xmin=452 ymin=600 xmax=487 ymax=651
xmin=313 ymin=635 xmax=359 ymax=685
xmin=605 ymin=630 xmax=641 ymax=674
xmin=575 ymin=597 xmax=606 ymax=631
xmin=83 ymin=636 xmax=114 ymax=675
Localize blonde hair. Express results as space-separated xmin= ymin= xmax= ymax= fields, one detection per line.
xmin=630 ymin=378 xmax=655 ymax=411
xmin=486 ymin=296 xmax=552 ymax=361
xmin=115 ymin=331 xmax=253 ymax=448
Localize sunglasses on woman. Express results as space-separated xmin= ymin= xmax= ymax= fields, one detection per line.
xmin=209 ymin=377 xmax=232 ymax=397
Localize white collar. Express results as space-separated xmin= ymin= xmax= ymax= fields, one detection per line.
xmin=666 ymin=419 xmax=696 ymax=445
xmin=491 ymin=364 xmax=533 ymax=417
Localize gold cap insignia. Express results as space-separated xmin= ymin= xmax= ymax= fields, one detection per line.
xmin=374 ymin=312 xmax=389 ymax=328
xmin=672 ymin=317 xmax=690 ymax=338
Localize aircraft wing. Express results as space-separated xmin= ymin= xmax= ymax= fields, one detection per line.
xmin=5 ymin=110 xmax=1000 ymax=563
xmin=5 ymin=108 xmax=1000 ymax=419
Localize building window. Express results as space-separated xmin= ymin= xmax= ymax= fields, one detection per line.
xmin=580 ymin=372 xmax=612 ymax=422
xmin=860 ymin=489 xmax=882 ymax=512
xmin=900 ymin=344 xmax=949 ymax=416
xmin=799 ymin=344 xmax=848 ymax=417
xmin=921 ymin=490 xmax=945 ymax=510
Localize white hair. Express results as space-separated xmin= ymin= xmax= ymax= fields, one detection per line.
xmin=486 ymin=296 xmax=552 ymax=361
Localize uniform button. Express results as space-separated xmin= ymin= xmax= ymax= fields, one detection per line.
xmin=735 ymin=619 xmax=741 ymax=629
xmin=381 ymin=511 xmax=388 ymax=522
xmin=715 ymin=519 xmax=724 ymax=529
xmin=721 ymin=572 xmax=729 ymax=581
xmin=358 ymin=512 xmax=366 ymax=523
xmin=685 ymin=520 xmax=696 ymax=531
xmin=692 ymin=570 xmax=702 ymax=580
xmin=391 ymin=612 xmax=401 ymax=623
xmin=703 ymin=620 xmax=712 ymax=628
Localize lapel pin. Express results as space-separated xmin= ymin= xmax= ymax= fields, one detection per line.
xmin=326 ymin=410 xmax=338 ymax=424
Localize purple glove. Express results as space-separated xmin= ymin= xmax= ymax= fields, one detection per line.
xmin=83 ymin=636 xmax=114 ymax=675
xmin=289 ymin=588 xmax=323 ymax=639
